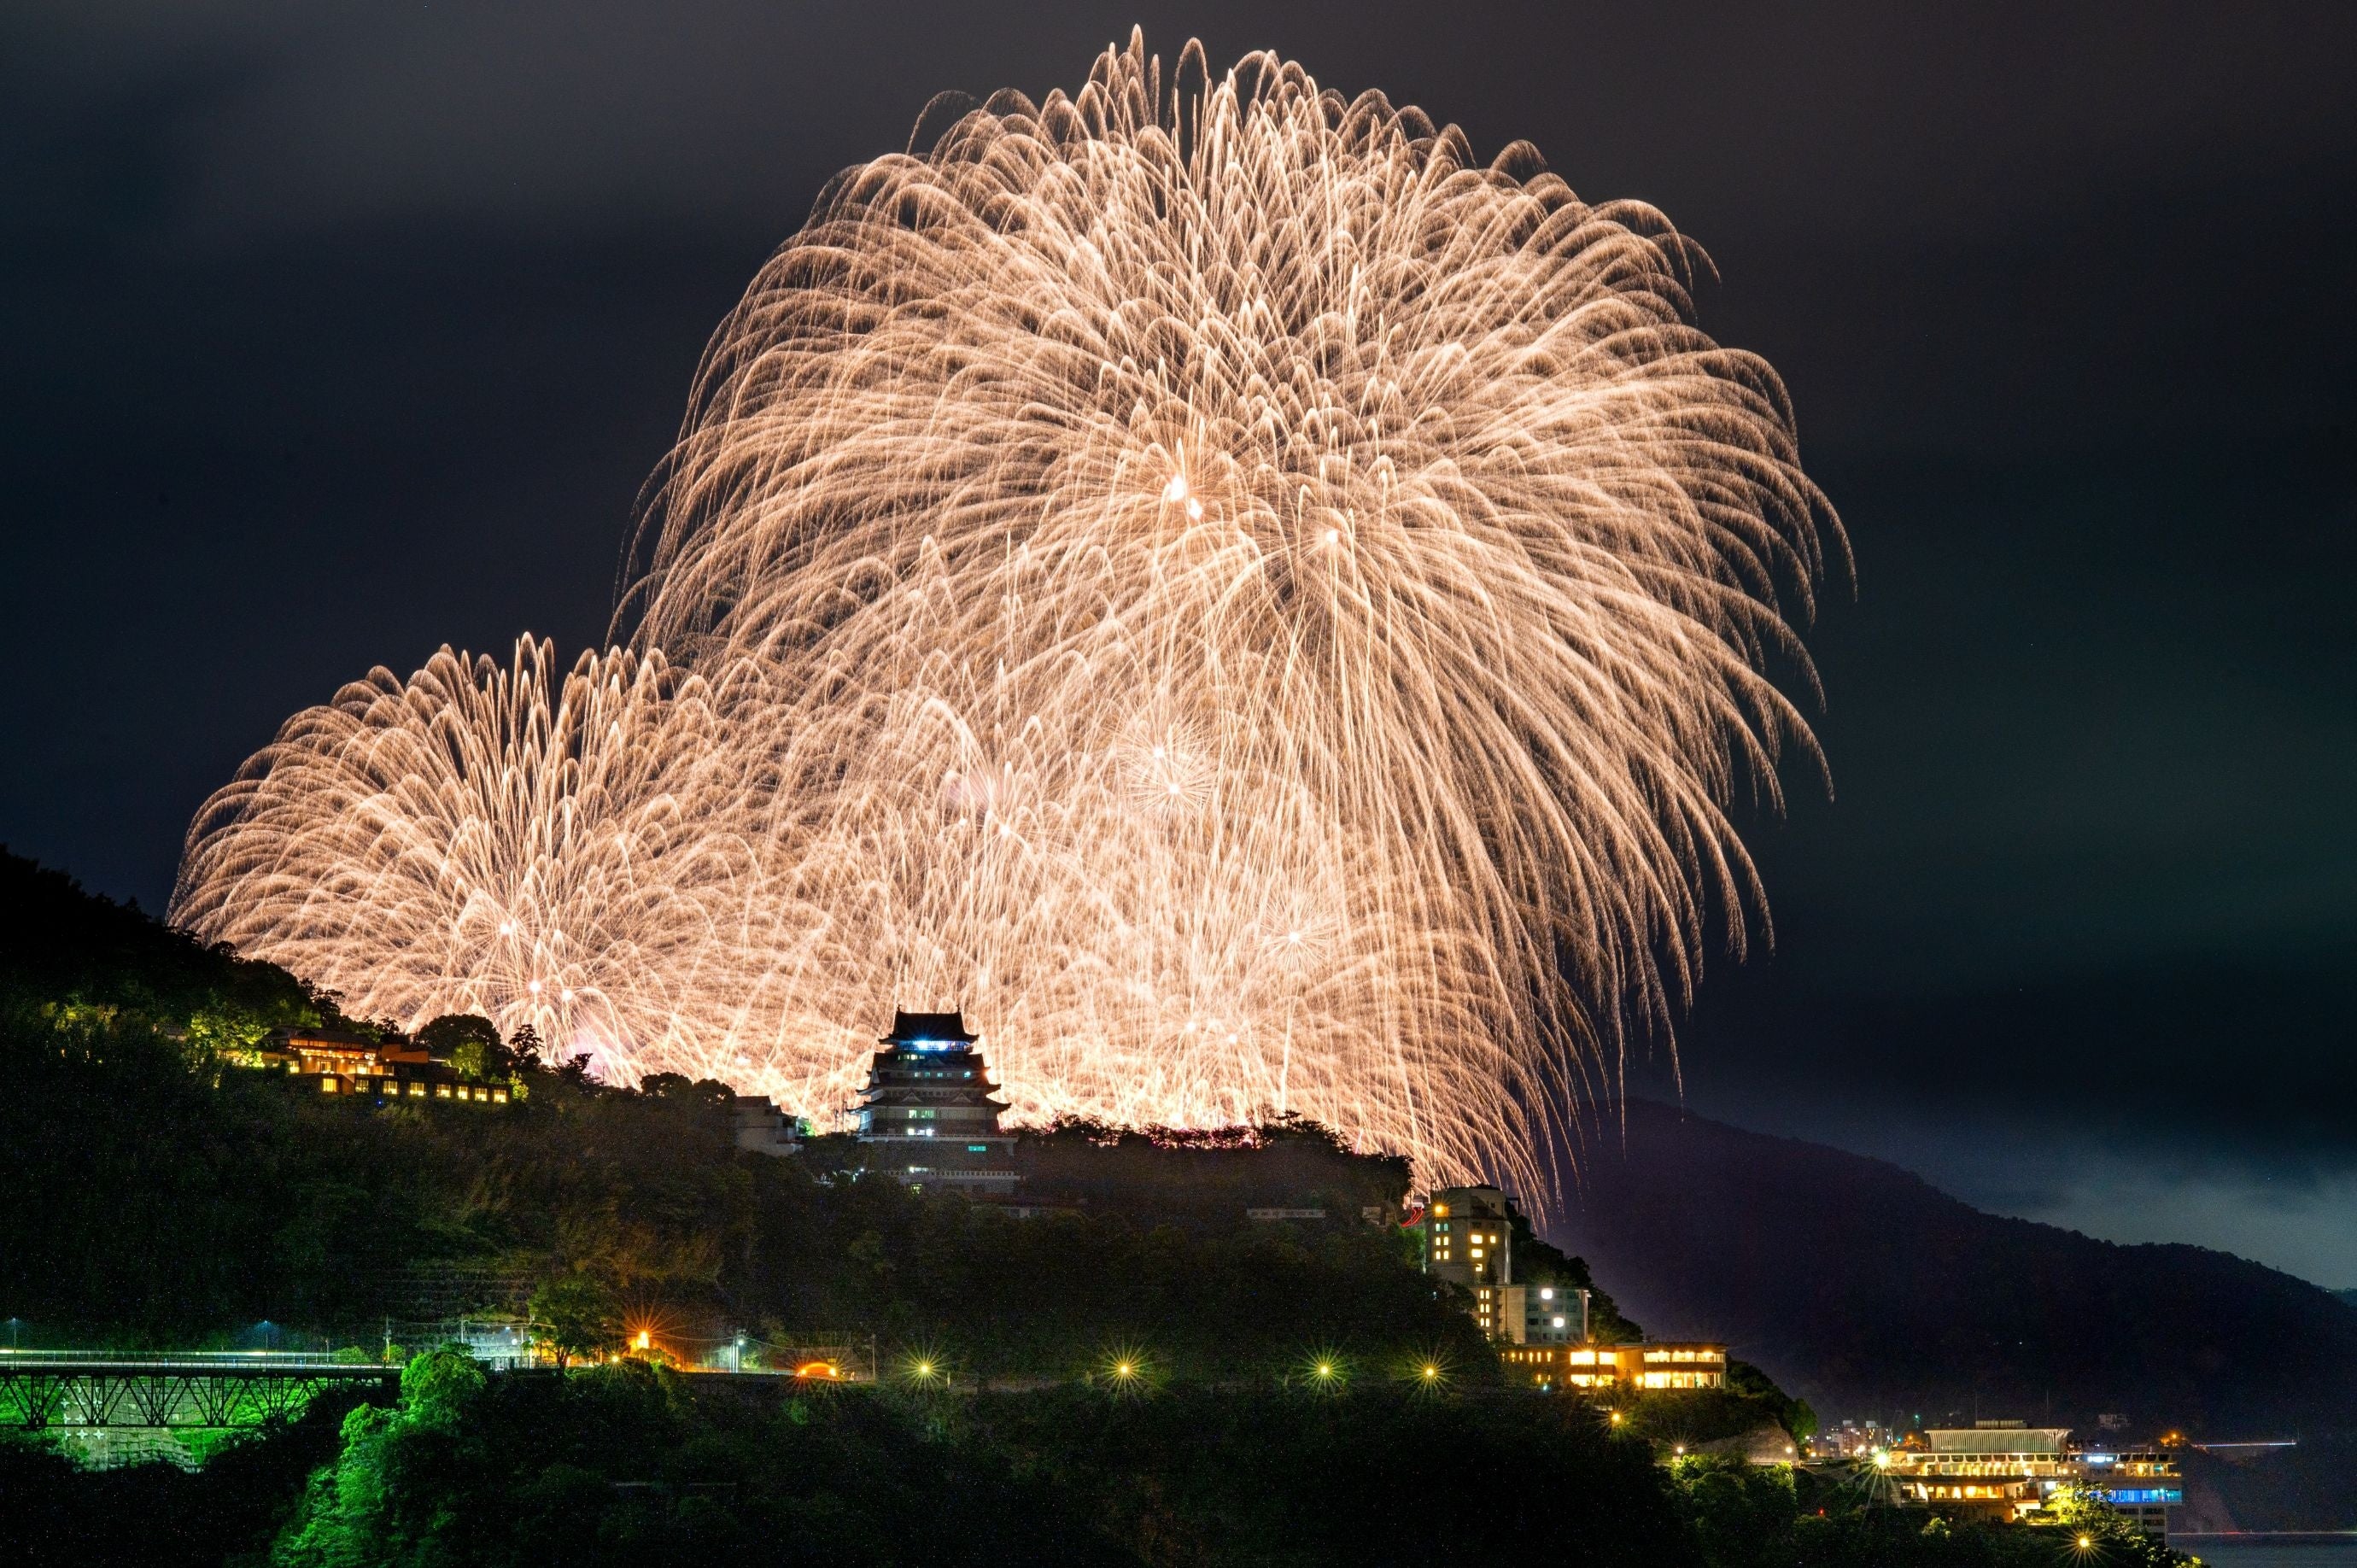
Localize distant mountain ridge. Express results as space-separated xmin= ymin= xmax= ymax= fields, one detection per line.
xmin=1550 ymin=1100 xmax=2357 ymax=1437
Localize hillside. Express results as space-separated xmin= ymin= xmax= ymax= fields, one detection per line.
xmin=1551 ymin=1099 xmax=2357 ymax=1438
xmin=0 ymin=850 xmax=1490 ymax=1380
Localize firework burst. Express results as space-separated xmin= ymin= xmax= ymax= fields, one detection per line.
xmin=177 ymin=33 xmax=1840 ymax=1196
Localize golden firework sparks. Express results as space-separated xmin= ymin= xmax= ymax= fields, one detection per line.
xmin=176 ymin=35 xmax=1841 ymax=1198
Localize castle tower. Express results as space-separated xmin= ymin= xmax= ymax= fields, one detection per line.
xmin=853 ymin=1009 xmax=1019 ymax=1196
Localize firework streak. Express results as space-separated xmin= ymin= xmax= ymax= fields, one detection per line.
xmin=176 ymin=35 xmax=1841 ymax=1193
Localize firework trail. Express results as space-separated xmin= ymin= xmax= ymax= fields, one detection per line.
xmin=176 ymin=34 xmax=1840 ymax=1192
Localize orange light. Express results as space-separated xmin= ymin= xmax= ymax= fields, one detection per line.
xmin=632 ymin=1330 xmax=652 ymax=1352
xmin=793 ymin=1360 xmax=839 ymax=1379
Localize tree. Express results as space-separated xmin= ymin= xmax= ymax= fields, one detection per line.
xmin=400 ymin=1343 xmax=487 ymax=1425
xmin=419 ymin=1014 xmax=518 ymax=1081
xmin=506 ymin=1021 xmax=543 ymax=1064
xmin=640 ymin=1073 xmax=736 ymax=1110
xmin=529 ymin=1275 xmax=623 ymax=1368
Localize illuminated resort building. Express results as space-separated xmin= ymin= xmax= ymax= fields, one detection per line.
xmin=251 ymin=1027 xmax=506 ymax=1105
xmin=1501 ymin=1284 xmax=1588 ymax=1346
xmin=1501 ymin=1342 xmax=1728 ymax=1391
xmin=1883 ymin=1423 xmax=2181 ymax=1543
xmin=854 ymin=1010 xmax=1018 ymax=1195
xmin=1423 ymin=1185 xmax=1513 ymax=1337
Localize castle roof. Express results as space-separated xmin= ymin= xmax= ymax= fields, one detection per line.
xmin=881 ymin=1009 xmax=976 ymax=1045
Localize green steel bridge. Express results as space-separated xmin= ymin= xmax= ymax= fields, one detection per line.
xmin=0 ymin=1351 xmax=400 ymax=1465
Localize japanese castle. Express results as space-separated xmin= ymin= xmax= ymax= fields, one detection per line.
xmin=853 ymin=1009 xmax=1019 ymax=1195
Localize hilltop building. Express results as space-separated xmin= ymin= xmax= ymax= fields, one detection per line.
xmin=249 ymin=1027 xmax=506 ymax=1105
xmin=1423 ymin=1185 xmax=1514 ymax=1337
xmin=1500 ymin=1342 xmax=1728 ymax=1391
xmin=731 ymin=1095 xmax=804 ymax=1156
xmin=854 ymin=1009 xmax=1019 ymax=1196
xmin=1419 ymin=1187 xmax=1591 ymax=1349
xmin=1503 ymin=1283 xmax=1588 ymax=1346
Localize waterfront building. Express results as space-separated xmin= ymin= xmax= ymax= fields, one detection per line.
xmin=1883 ymin=1422 xmax=2182 ymax=1543
xmin=2070 ymin=1443 xmax=2184 ymax=1542
xmin=854 ymin=1009 xmax=1018 ymax=1195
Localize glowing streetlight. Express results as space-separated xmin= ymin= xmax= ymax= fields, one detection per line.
xmin=1421 ymin=1364 xmax=1439 ymax=1382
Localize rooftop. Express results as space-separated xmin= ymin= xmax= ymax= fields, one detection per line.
xmin=881 ymin=1009 xmax=977 ymax=1046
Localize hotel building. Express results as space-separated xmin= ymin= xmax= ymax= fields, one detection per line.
xmin=1883 ymin=1423 xmax=2182 ymax=1543
xmin=1500 ymin=1341 xmax=1728 ymax=1391
xmin=1422 ymin=1185 xmax=1512 ymax=1337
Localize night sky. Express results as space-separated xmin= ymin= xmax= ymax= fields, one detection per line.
xmin=7 ymin=5 xmax=2352 ymax=1284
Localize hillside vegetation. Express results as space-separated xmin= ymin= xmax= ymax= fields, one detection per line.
xmin=0 ymin=849 xmax=1486 ymax=1379
xmin=1 ymin=1354 xmax=2193 ymax=1568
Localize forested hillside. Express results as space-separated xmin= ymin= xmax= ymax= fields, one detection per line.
xmin=0 ymin=848 xmax=1487 ymax=1378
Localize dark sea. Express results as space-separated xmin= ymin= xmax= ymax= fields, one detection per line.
xmin=2179 ymin=1537 xmax=2357 ymax=1567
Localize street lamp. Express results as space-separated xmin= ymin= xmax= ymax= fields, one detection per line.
xmin=733 ymin=1333 xmax=746 ymax=1373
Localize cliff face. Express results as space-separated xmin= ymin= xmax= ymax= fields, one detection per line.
xmin=1551 ymin=1100 xmax=2357 ymax=1439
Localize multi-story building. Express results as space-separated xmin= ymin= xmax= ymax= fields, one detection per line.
xmin=854 ymin=1009 xmax=1019 ymax=1196
xmin=1501 ymin=1284 xmax=1588 ymax=1346
xmin=2071 ymin=1444 xmax=2184 ymax=1542
xmin=731 ymin=1095 xmax=804 ymax=1156
xmin=1629 ymin=1343 xmax=1729 ymax=1390
xmin=254 ymin=1027 xmax=505 ymax=1104
xmin=1423 ymin=1185 xmax=1513 ymax=1336
xmin=1885 ymin=1422 xmax=2074 ymax=1522
xmin=1500 ymin=1341 xmax=1728 ymax=1391
xmin=1883 ymin=1423 xmax=2182 ymax=1543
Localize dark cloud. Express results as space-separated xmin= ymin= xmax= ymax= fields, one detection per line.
xmin=4 ymin=3 xmax=2352 ymax=1277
